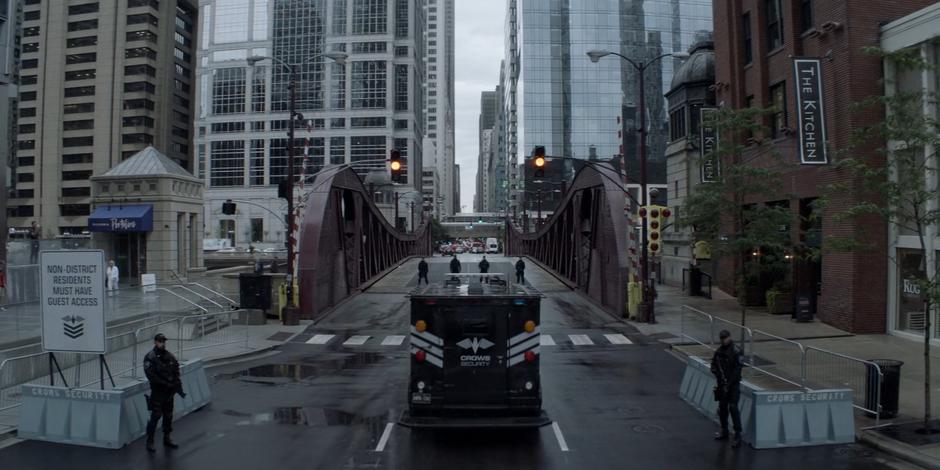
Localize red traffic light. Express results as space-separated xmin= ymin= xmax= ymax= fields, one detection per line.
xmin=649 ymin=242 xmax=660 ymax=251
xmin=650 ymin=221 xmax=659 ymax=230
xmin=650 ymin=208 xmax=660 ymax=218
xmin=662 ymin=208 xmax=671 ymax=218
xmin=650 ymin=232 xmax=660 ymax=241
xmin=638 ymin=207 xmax=647 ymax=218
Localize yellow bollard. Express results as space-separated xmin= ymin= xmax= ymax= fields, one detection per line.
xmin=627 ymin=281 xmax=641 ymax=320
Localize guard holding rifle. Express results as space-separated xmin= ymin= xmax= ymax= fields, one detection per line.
xmin=711 ymin=329 xmax=743 ymax=448
xmin=144 ymin=333 xmax=186 ymax=452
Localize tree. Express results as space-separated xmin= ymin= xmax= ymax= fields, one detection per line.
xmin=825 ymin=48 xmax=940 ymax=431
xmin=681 ymin=107 xmax=809 ymax=333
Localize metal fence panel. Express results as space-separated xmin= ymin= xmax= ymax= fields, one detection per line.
xmin=804 ymin=346 xmax=882 ymax=417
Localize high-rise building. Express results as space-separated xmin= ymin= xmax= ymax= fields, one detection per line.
xmin=8 ymin=0 xmax=198 ymax=236
xmin=196 ymin=0 xmax=426 ymax=246
xmin=0 ymin=0 xmax=19 ymax=272
xmin=474 ymin=89 xmax=496 ymax=212
xmin=502 ymin=0 xmax=712 ymax=213
xmin=423 ymin=0 xmax=454 ymax=215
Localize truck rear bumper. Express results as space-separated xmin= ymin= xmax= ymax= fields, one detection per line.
xmin=398 ymin=409 xmax=551 ymax=429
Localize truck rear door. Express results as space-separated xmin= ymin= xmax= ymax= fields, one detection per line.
xmin=439 ymin=302 xmax=508 ymax=406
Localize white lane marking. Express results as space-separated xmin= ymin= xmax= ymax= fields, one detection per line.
xmin=375 ymin=422 xmax=395 ymax=452
xmin=306 ymin=334 xmax=335 ymax=345
xmin=551 ymin=422 xmax=570 ymax=452
xmin=343 ymin=335 xmax=371 ymax=346
xmin=381 ymin=335 xmax=406 ymax=346
xmin=604 ymin=333 xmax=633 ymax=345
xmin=568 ymin=334 xmax=594 ymax=346
xmin=540 ymin=335 xmax=556 ymax=346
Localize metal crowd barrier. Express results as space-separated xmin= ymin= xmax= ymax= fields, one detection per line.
xmin=676 ymin=305 xmax=884 ymax=422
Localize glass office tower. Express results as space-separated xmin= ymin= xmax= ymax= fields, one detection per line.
xmin=505 ymin=0 xmax=712 ymax=209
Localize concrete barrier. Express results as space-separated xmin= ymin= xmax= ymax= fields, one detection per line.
xmin=679 ymin=355 xmax=855 ymax=449
xmin=18 ymin=359 xmax=210 ymax=448
xmin=679 ymin=355 xmax=758 ymax=443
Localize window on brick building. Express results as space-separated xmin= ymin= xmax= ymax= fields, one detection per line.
xmin=801 ymin=0 xmax=813 ymax=32
xmin=742 ymin=13 xmax=752 ymax=65
xmin=769 ymin=82 xmax=787 ymax=138
xmin=765 ymin=0 xmax=783 ymax=51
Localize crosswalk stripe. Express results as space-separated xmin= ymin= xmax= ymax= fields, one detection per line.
xmin=540 ymin=335 xmax=556 ymax=346
xmin=381 ymin=335 xmax=406 ymax=346
xmin=343 ymin=335 xmax=371 ymax=346
xmin=568 ymin=334 xmax=594 ymax=346
xmin=306 ymin=334 xmax=335 ymax=345
xmin=604 ymin=333 xmax=633 ymax=345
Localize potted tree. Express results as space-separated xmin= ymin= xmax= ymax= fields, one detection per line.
xmin=766 ymin=281 xmax=793 ymax=314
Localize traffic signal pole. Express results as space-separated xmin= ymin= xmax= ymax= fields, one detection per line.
xmin=285 ymin=67 xmax=297 ymax=323
xmin=637 ymin=62 xmax=654 ymax=323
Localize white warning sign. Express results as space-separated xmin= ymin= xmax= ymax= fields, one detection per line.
xmin=40 ymin=250 xmax=106 ymax=353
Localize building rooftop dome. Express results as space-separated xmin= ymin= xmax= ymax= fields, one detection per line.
xmin=669 ymin=38 xmax=716 ymax=91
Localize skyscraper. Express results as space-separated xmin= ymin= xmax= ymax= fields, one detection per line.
xmin=8 ymin=0 xmax=198 ymax=236
xmin=423 ymin=0 xmax=454 ymax=215
xmin=0 ymin=0 xmax=17 ymax=271
xmin=196 ymin=0 xmax=426 ymax=246
xmin=502 ymin=0 xmax=712 ymax=211
xmin=474 ymin=89 xmax=496 ymax=212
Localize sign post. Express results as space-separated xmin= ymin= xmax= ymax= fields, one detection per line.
xmin=40 ymin=250 xmax=108 ymax=387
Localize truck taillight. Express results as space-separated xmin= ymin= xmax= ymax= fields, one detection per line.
xmin=416 ymin=350 xmax=426 ymax=362
xmin=524 ymin=351 xmax=536 ymax=363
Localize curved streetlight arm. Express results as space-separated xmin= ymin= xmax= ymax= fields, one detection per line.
xmin=225 ymin=199 xmax=287 ymax=226
xmin=591 ymin=50 xmax=687 ymax=72
xmin=523 ymin=155 xmax=641 ymax=206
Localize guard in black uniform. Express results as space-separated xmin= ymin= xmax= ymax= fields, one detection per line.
xmin=143 ymin=333 xmax=186 ymax=452
xmin=515 ymin=258 xmax=526 ymax=284
xmin=449 ymin=255 xmax=461 ymax=274
xmin=478 ymin=256 xmax=490 ymax=282
xmin=418 ymin=258 xmax=429 ymax=285
xmin=711 ymin=329 xmax=744 ymax=448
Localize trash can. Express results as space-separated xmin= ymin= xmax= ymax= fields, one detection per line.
xmin=239 ymin=273 xmax=272 ymax=311
xmin=794 ymin=296 xmax=813 ymax=322
xmin=866 ymin=359 xmax=903 ymax=418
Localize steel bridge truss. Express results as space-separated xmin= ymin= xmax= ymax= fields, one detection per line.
xmin=506 ymin=163 xmax=632 ymax=316
xmin=298 ymin=167 xmax=431 ymax=319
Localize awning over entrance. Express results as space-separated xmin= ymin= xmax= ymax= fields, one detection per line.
xmin=88 ymin=204 xmax=154 ymax=232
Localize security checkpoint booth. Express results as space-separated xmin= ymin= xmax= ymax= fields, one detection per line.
xmin=17 ymin=249 xmax=211 ymax=449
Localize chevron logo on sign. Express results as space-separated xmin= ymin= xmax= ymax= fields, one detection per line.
xmin=62 ymin=315 xmax=85 ymax=339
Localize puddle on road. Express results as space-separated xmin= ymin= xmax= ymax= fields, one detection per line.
xmin=229 ymin=406 xmax=390 ymax=428
xmin=216 ymin=353 xmax=384 ymax=384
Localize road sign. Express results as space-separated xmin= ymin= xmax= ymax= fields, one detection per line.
xmin=40 ymin=250 xmax=106 ymax=353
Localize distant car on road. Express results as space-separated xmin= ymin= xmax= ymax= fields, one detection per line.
xmin=486 ymin=238 xmax=499 ymax=253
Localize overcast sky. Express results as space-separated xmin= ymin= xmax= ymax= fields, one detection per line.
xmin=454 ymin=0 xmax=504 ymax=212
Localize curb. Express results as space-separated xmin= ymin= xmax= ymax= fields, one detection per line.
xmin=859 ymin=429 xmax=940 ymax=470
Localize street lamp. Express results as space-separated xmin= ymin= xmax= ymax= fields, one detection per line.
xmin=395 ymin=190 xmax=423 ymax=232
xmin=246 ymin=51 xmax=348 ymax=323
xmin=586 ymin=48 xmax=688 ymax=323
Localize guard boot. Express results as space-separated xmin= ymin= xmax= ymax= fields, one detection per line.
xmin=731 ymin=434 xmax=742 ymax=448
xmin=146 ymin=435 xmax=156 ymax=453
xmin=163 ymin=434 xmax=179 ymax=449
xmin=713 ymin=430 xmax=729 ymax=441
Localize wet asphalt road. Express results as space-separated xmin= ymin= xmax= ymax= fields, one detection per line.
xmin=0 ymin=255 xmax=914 ymax=469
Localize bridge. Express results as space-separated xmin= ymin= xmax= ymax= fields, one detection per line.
xmin=0 ymin=165 xmax=892 ymax=469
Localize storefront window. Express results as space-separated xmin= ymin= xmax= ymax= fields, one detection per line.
xmin=250 ymin=218 xmax=263 ymax=243
xmin=897 ymin=248 xmax=927 ymax=333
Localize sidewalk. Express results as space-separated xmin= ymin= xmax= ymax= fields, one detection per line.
xmin=641 ymin=283 xmax=940 ymax=468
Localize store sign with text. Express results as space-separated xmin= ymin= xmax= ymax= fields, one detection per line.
xmin=793 ymin=58 xmax=828 ymax=164
xmin=699 ymin=107 xmax=720 ymax=182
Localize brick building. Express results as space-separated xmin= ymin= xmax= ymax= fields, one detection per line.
xmin=711 ymin=0 xmax=935 ymax=333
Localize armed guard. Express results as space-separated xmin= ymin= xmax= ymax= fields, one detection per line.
xmin=143 ymin=333 xmax=186 ymax=452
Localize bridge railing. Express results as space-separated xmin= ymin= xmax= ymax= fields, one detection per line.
xmin=506 ymin=163 xmax=632 ymax=317
xmin=297 ymin=168 xmax=431 ymax=319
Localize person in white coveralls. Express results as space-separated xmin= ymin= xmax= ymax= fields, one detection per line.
xmin=107 ymin=259 xmax=120 ymax=291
